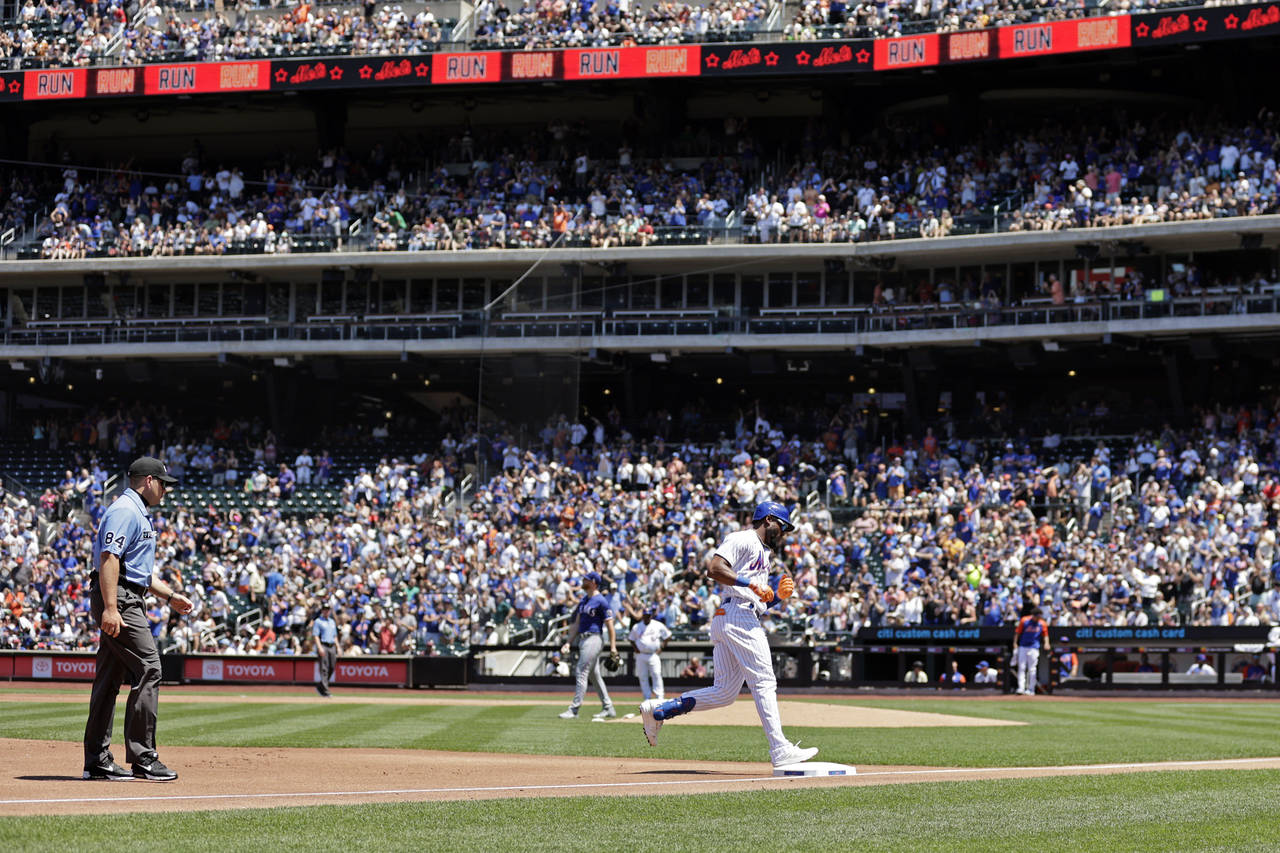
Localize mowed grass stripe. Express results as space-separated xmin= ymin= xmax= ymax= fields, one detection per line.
xmin=5 ymin=699 xmax=1280 ymax=768
xmin=192 ymin=704 xmax=399 ymax=748
xmin=2 ymin=770 xmax=1280 ymax=853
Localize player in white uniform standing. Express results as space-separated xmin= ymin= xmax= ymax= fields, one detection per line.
xmin=639 ymin=501 xmax=818 ymax=767
xmin=628 ymin=606 xmax=671 ymax=701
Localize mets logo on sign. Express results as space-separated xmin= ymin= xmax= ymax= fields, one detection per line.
xmin=202 ymin=659 xmax=224 ymax=680
xmin=32 ymin=656 xmax=53 ymax=678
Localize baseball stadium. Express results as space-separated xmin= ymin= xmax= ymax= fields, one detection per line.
xmin=2 ymin=0 xmax=1280 ymax=849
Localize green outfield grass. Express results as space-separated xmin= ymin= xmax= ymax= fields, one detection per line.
xmin=2 ymin=697 xmax=1278 ymax=767
xmin=4 ymin=770 xmax=1280 ymax=852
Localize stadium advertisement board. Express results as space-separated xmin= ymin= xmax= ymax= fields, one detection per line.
xmin=10 ymin=653 xmax=98 ymax=680
xmin=857 ymin=625 xmax=1278 ymax=644
xmin=183 ymin=656 xmax=297 ymax=683
xmin=563 ymin=45 xmax=700 ymax=80
xmin=873 ymin=34 xmax=941 ymax=70
xmin=23 ymin=67 xmax=88 ymax=100
xmin=997 ymin=17 xmax=1131 ymax=58
xmin=1132 ymin=2 xmax=1280 ymax=44
xmin=177 ymin=655 xmax=411 ymax=686
xmin=143 ymin=61 xmax=269 ymax=95
xmin=268 ymin=57 xmax=432 ymax=91
xmin=701 ymin=41 xmax=873 ymax=75
xmin=8 ymin=4 xmax=1279 ymax=103
xmin=330 ymin=658 xmax=410 ymax=686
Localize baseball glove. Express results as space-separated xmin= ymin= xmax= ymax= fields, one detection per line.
xmin=603 ymin=650 xmax=622 ymax=672
xmin=776 ymin=575 xmax=795 ymax=601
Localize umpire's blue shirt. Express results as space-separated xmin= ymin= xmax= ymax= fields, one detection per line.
xmin=92 ymin=489 xmax=155 ymax=587
xmin=313 ymin=616 xmax=338 ymax=645
xmin=574 ymin=593 xmax=613 ymax=635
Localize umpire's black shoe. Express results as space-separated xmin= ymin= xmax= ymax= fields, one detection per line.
xmin=132 ymin=757 xmax=178 ymax=782
xmin=83 ymin=761 xmax=133 ymax=781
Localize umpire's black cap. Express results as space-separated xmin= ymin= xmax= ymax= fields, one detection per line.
xmin=128 ymin=456 xmax=178 ymax=484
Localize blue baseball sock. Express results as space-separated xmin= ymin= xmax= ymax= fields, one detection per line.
xmin=653 ymin=696 xmax=695 ymax=721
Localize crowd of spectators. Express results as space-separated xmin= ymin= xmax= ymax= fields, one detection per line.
xmin=1 ymin=0 xmax=1261 ymax=70
xmin=20 ymin=109 xmax=1280 ymax=260
xmin=784 ymin=0 xmax=1201 ymax=41
xmin=5 ymin=392 xmax=1280 ymax=665
xmin=471 ymin=0 xmax=768 ymax=49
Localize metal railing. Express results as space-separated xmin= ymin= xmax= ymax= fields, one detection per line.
xmin=4 ymin=289 xmax=1278 ymax=347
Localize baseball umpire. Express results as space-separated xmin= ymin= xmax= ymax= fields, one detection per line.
xmin=83 ymin=456 xmax=192 ymax=782
xmin=312 ymin=601 xmax=338 ymax=698
xmin=558 ymin=571 xmax=618 ymax=721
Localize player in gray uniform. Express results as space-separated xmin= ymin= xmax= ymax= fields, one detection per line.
xmin=83 ymin=457 xmax=193 ymax=782
xmin=558 ymin=571 xmax=618 ymax=720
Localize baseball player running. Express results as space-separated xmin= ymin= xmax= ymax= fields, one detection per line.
xmin=629 ymin=606 xmax=671 ymax=701
xmin=639 ymin=501 xmax=818 ymax=767
xmin=559 ymin=571 xmax=618 ymax=721
xmin=1013 ymin=606 xmax=1050 ymax=695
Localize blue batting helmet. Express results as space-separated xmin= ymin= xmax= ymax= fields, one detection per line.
xmin=752 ymin=500 xmax=795 ymax=532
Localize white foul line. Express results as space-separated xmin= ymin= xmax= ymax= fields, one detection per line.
xmin=4 ymin=755 xmax=1278 ymax=807
xmin=854 ymin=756 xmax=1280 ymax=778
xmin=0 ymin=776 xmax=783 ymax=806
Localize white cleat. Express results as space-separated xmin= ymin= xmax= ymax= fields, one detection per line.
xmin=558 ymin=708 xmax=578 ymax=719
xmin=639 ymin=699 xmax=662 ymax=747
xmin=771 ymin=742 xmax=819 ymax=768
xmin=592 ymin=708 xmax=617 ymax=721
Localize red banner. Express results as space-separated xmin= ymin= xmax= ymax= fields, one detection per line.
xmin=184 ymin=656 xmax=296 ymax=683
xmin=873 ymin=34 xmax=940 ymax=70
xmin=563 ymin=45 xmax=700 ymax=80
xmin=24 ymin=68 xmax=87 ymax=100
xmin=0 ymin=655 xmax=12 ymax=678
xmin=333 ymin=659 xmax=409 ymax=686
xmin=999 ymin=17 xmax=1130 ymax=58
xmin=143 ymin=61 xmax=269 ymax=95
xmin=13 ymin=654 xmax=97 ymax=679
xmin=431 ymin=51 xmax=503 ymax=84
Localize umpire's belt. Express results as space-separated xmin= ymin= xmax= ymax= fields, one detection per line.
xmin=89 ymin=572 xmax=149 ymax=597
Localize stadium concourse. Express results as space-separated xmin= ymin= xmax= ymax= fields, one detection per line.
xmin=11 ymin=109 xmax=1280 ymax=260
xmin=3 ymin=392 xmax=1280 ymax=677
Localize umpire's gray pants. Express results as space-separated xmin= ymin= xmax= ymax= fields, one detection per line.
xmin=317 ymin=644 xmax=337 ymax=695
xmin=570 ymin=633 xmax=612 ymax=713
xmin=84 ymin=585 xmax=161 ymax=767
